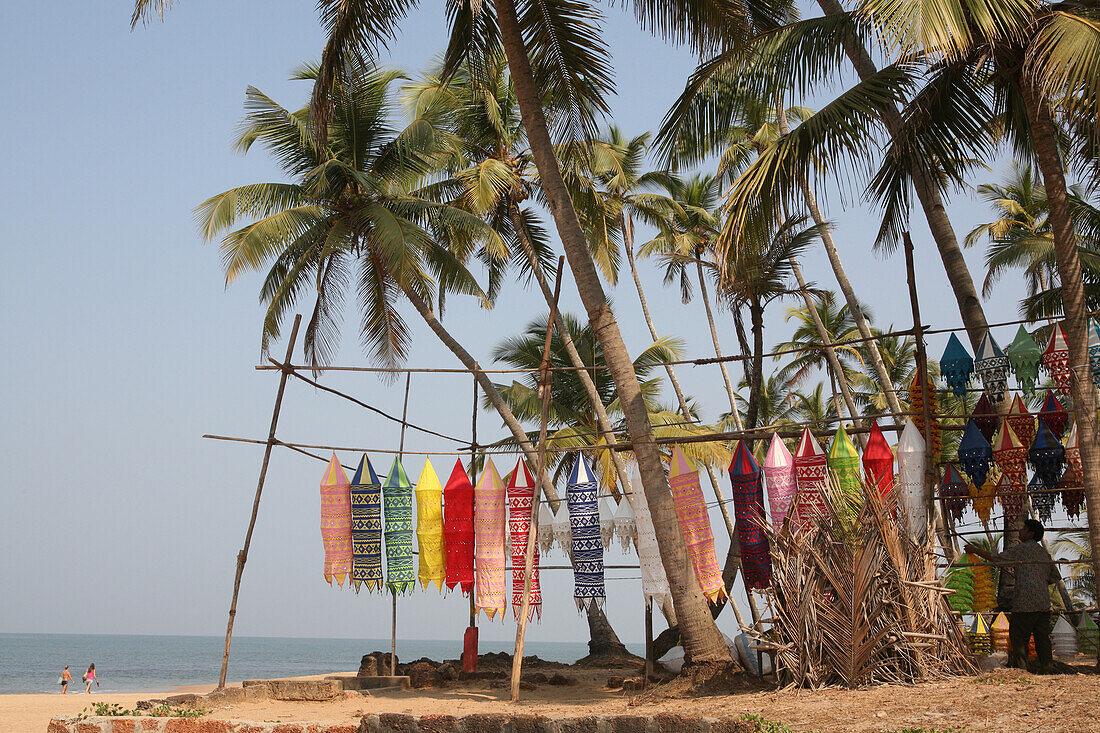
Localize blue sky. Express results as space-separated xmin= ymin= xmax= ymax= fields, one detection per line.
xmin=1 ymin=1 xmax=1026 ymax=660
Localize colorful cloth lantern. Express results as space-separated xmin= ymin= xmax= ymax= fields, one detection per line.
xmin=908 ymin=372 xmax=943 ymax=460
xmin=993 ymin=422 xmax=1028 ymax=524
xmin=944 ymin=560 xmax=975 ymax=612
xmin=970 ymin=555 xmax=997 ymax=612
xmin=1006 ymin=394 xmax=1035 ymax=448
xmin=763 ymin=433 xmax=798 ymax=530
xmin=862 ymin=421 xmax=895 ymax=499
xmin=967 ymin=613 xmax=992 ymax=656
xmin=1007 ymin=325 xmax=1043 ymax=395
xmin=828 ymin=424 xmax=862 ymax=499
xmin=669 ymin=446 xmax=727 ymax=601
xmin=474 ymin=459 xmax=506 ymax=619
xmin=1077 ymin=613 xmax=1099 ymax=655
xmin=1064 ymin=421 xmax=1082 ymax=477
xmin=897 ymin=420 xmax=928 ymax=537
xmin=413 ymin=459 xmax=445 ymax=592
xmin=958 ymin=419 xmax=993 ymax=488
xmin=350 ymin=455 xmax=383 ymax=593
xmin=1088 ymin=318 xmax=1100 ymax=387
xmin=1029 ymin=424 xmax=1065 ymax=522
xmin=383 ymin=458 xmax=415 ymax=596
xmin=598 ymin=496 xmax=615 ymax=549
xmin=443 ymin=459 xmax=475 ymax=595
xmin=1052 ymin=616 xmax=1078 ymax=658
xmin=506 ymin=458 xmax=540 ymax=620
xmin=1043 ymin=324 xmax=1072 ymax=397
xmin=1038 ymin=390 xmax=1068 ymax=440
xmin=1059 ymin=466 xmax=1085 ymax=518
xmin=975 ymin=332 xmax=1010 ymax=403
xmin=972 ymin=393 xmax=1001 ymax=444
xmin=969 ymin=476 xmax=996 ymax=523
xmin=793 ymin=428 xmax=828 ymax=532
xmin=940 ymin=333 xmax=974 ymax=397
xmin=567 ymin=457 xmax=605 ymax=611
xmin=612 ymin=495 xmax=636 ymax=552
xmin=940 ymin=463 xmax=969 ymax=521
xmin=537 ymin=503 xmax=555 ymax=554
xmin=629 ymin=464 xmax=674 ymax=623
xmin=991 ymin=612 xmax=1010 ymax=652
xmin=728 ymin=441 xmax=772 ymax=590
xmin=320 ymin=454 xmax=353 ymax=586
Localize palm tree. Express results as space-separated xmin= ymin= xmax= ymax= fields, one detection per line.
xmin=1053 ymin=530 xmax=1095 ymax=607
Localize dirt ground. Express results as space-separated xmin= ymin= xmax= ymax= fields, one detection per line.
xmin=18 ymin=662 xmax=1100 ymax=732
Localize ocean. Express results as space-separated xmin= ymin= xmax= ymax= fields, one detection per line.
xmin=0 ymin=634 xmax=602 ymax=694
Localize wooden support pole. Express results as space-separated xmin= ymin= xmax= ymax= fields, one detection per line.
xmin=511 ymin=257 xmax=564 ymax=702
xmin=644 ymin=598 xmax=653 ymax=689
xmin=392 ymin=372 xmax=411 ymax=676
xmin=218 ymin=314 xmax=301 ymax=689
xmin=466 ymin=376 xmax=479 ymax=672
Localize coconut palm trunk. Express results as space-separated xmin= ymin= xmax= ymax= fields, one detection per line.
xmin=493 ymin=0 xmax=732 ymax=664
xmin=747 ymin=299 xmax=766 ymax=429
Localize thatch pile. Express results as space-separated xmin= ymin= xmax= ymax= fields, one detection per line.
xmin=749 ymin=478 xmax=976 ymax=688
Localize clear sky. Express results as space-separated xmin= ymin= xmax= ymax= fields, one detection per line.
xmin=1 ymin=1 xmax=1026 ymax=656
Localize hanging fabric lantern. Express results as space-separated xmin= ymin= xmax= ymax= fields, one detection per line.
xmin=443 ymin=459 xmax=475 ymax=596
xmin=763 ymin=433 xmax=798 ymax=530
xmin=1042 ymin=324 xmax=1072 ymax=397
xmin=1006 ymin=394 xmax=1035 ymax=448
xmin=969 ymin=475 xmax=997 ymax=524
xmin=828 ymin=424 xmax=863 ymax=522
xmin=553 ymin=491 xmax=573 ymax=555
xmin=862 ymin=421 xmax=895 ymax=500
xmin=1038 ymin=390 xmax=1069 ymax=440
xmin=969 ymin=555 xmax=997 ymax=612
xmin=1077 ymin=614 xmax=1099 ymax=655
xmin=537 ymin=502 xmax=556 ymax=554
xmin=1088 ymin=318 xmax=1100 ymax=388
xmin=671 ymin=446 xmax=729 ymax=601
xmin=1007 ymin=325 xmax=1043 ymax=395
xmin=972 ymin=393 xmax=1001 ymax=444
xmin=940 ymin=463 xmax=969 ymax=521
xmin=567 ymin=457 xmax=605 ymax=611
xmin=993 ymin=422 xmax=1028 ymax=524
xmin=792 ymin=428 xmax=828 ymax=532
xmin=908 ymin=372 xmax=943 ymax=460
xmin=1029 ymin=424 xmax=1065 ymax=522
xmin=897 ymin=420 xmax=928 ymax=537
xmin=629 ymin=464 xmax=674 ymax=623
xmin=473 ymin=458 xmax=506 ymax=619
xmin=1052 ymin=616 xmax=1078 ymax=658
xmin=1060 ymin=466 xmax=1086 ymax=518
xmin=1027 ymin=473 xmax=1055 ymax=523
xmin=612 ymin=495 xmax=636 ymax=552
xmin=966 ymin=613 xmax=992 ymax=656
xmin=598 ymin=495 xmax=615 ymax=550
xmin=506 ymin=458 xmax=540 ymax=621
xmin=1064 ymin=421 xmax=1082 ymax=477
xmin=975 ymin=332 xmax=1010 ymax=403
xmin=944 ymin=559 xmax=975 ymax=613
xmin=940 ymin=332 xmax=974 ymax=397
xmin=414 ymin=458 xmax=445 ymax=592
xmin=350 ymin=455 xmax=383 ymax=593
xmin=958 ymin=419 xmax=993 ymax=488
xmin=383 ymin=458 xmax=416 ymax=596
xmin=728 ymin=441 xmax=772 ymax=590
xmin=991 ymin=612 xmax=1010 ymax=652
xmin=320 ymin=454 xmax=353 ymax=587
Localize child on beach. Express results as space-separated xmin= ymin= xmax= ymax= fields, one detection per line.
xmin=60 ymin=666 xmax=72 ymax=694
xmin=83 ymin=663 xmax=98 ymax=693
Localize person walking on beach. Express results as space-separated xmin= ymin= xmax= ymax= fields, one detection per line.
xmin=60 ymin=666 xmax=72 ymax=694
xmin=965 ymin=519 xmax=1061 ymax=673
xmin=83 ymin=663 xmax=98 ymax=693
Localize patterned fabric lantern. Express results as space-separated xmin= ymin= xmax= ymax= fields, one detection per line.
xmin=940 ymin=463 xmax=969 ymax=521
xmin=350 ymin=455 xmax=383 ymax=593
xmin=474 ymin=459 xmax=506 ymax=619
xmin=967 ymin=613 xmax=992 ymax=656
xmin=793 ymin=428 xmax=828 ymax=532
xmin=944 ymin=559 xmax=975 ymax=612
xmin=1043 ymin=324 xmax=1072 ymax=397
xmin=975 ymin=332 xmax=1010 ymax=403
xmin=553 ymin=494 xmax=573 ymax=555
xmin=612 ymin=495 xmax=636 ymax=552
xmin=1007 ymin=325 xmax=1043 ymax=395
xmin=969 ymin=476 xmax=996 ymax=523
xmin=972 ymin=393 xmax=1001 ymax=444
xmin=991 ymin=612 xmax=1010 ymax=652
xmin=940 ymin=333 xmax=974 ymax=397
xmin=1029 ymin=424 xmax=1065 ymax=522
xmin=969 ymin=555 xmax=997 ymax=612
xmin=668 ymin=446 xmax=727 ymax=601
xmin=862 ymin=421 xmax=895 ymax=499
xmin=897 ymin=420 xmax=928 ymax=537
xmin=763 ymin=433 xmax=798 ymax=529
xmin=414 ymin=458 xmax=445 ymax=592
xmin=630 ymin=464 xmax=674 ymax=623
xmin=598 ymin=496 xmax=615 ymax=549
xmin=1064 ymin=422 xmax=1082 ymax=477
xmin=1077 ymin=614 xmax=1099 ymax=655
xmin=958 ymin=419 xmax=993 ymax=488
xmin=443 ymin=459 xmax=475 ymax=596
xmin=1052 ymin=616 xmax=1078 ymax=658
xmin=537 ymin=503 xmax=555 ymax=554
xmin=908 ymin=372 xmax=943 ymax=459
xmin=320 ymin=454 xmax=353 ymax=586
xmin=728 ymin=441 xmax=772 ymax=590
xmin=506 ymin=459 xmax=540 ymax=620
xmin=1027 ymin=473 xmax=1054 ymax=523
xmin=1089 ymin=318 xmax=1100 ymax=387
xmin=1038 ymin=390 xmax=1068 ymax=440
xmin=383 ymin=458 xmax=415 ymax=596
xmin=567 ymin=457 xmax=604 ymax=611
xmin=992 ymin=422 xmax=1028 ymax=524
xmin=1060 ymin=465 xmax=1086 ymax=519
xmin=1007 ymin=394 xmax=1035 ymax=448
xmin=828 ymin=424 xmax=862 ymax=522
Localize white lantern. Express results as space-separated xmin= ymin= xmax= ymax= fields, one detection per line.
xmin=613 ymin=495 xmax=636 ymax=551
xmin=1053 ymin=615 xmax=1078 ymax=658
xmin=552 ymin=499 xmax=573 ymax=557
xmin=537 ymin=502 xmax=556 ymax=554
xmin=598 ymin=496 xmax=615 ymax=549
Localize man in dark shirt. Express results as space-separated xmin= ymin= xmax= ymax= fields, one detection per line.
xmin=965 ymin=519 xmax=1061 ymax=673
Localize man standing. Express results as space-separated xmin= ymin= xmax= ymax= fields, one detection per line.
xmin=966 ymin=519 xmax=1061 ymax=673
xmin=60 ymin=665 xmax=72 ymax=694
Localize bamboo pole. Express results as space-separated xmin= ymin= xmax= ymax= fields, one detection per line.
xmin=217 ymin=314 xmax=301 ymax=689
xmin=391 ymin=372 xmax=411 ymax=677
xmin=511 ymin=257 xmax=564 ymax=702
xmin=466 ymin=376 xmax=478 ymax=672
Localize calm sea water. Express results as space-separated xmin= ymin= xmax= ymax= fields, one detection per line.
xmin=0 ymin=634 xmax=595 ymax=694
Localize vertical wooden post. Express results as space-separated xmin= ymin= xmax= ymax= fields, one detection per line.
xmin=218 ymin=314 xmax=301 ymax=689
xmin=392 ymin=372 xmax=412 ymax=676
xmin=644 ymin=598 xmax=653 ymax=689
xmin=511 ymin=257 xmax=564 ymax=702
xmin=466 ymin=377 xmax=479 ymax=672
